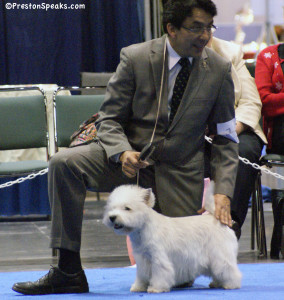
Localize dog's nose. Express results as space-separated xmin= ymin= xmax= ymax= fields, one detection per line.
xmin=109 ymin=216 xmax=116 ymax=223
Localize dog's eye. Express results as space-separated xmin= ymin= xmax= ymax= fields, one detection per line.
xmin=124 ymin=206 xmax=131 ymax=211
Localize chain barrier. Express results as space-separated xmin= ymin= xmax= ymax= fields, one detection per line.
xmin=205 ymin=136 xmax=284 ymax=181
xmin=0 ymin=168 xmax=48 ymax=189
xmin=0 ymin=137 xmax=283 ymax=189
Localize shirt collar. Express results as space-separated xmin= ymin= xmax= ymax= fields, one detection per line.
xmin=166 ymin=37 xmax=193 ymax=71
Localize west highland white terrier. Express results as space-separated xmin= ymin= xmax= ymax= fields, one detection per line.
xmin=103 ymin=182 xmax=242 ymax=293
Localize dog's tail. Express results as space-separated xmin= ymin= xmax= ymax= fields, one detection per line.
xmin=203 ymin=180 xmax=215 ymax=215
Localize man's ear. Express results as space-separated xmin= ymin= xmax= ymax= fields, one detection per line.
xmin=167 ymin=23 xmax=177 ymax=38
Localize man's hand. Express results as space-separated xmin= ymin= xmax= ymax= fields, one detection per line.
xmin=120 ymin=150 xmax=149 ymax=178
xmin=214 ymin=194 xmax=232 ymax=227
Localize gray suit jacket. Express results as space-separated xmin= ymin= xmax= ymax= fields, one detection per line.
xmin=96 ymin=35 xmax=239 ymax=217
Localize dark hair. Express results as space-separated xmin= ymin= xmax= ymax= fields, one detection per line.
xmin=162 ymin=0 xmax=217 ymax=34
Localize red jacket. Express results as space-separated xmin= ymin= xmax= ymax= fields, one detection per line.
xmin=255 ymin=44 xmax=284 ymax=149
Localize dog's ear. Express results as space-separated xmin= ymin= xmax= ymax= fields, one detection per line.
xmin=144 ymin=188 xmax=155 ymax=208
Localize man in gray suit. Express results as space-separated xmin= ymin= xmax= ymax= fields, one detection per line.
xmin=12 ymin=0 xmax=239 ymax=295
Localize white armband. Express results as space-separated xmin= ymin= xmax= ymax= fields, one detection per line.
xmin=217 ymin=118 xmax=239 ymax=143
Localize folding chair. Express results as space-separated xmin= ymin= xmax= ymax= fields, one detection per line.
xmin=53 ymin=87 xmax=105 ymax=150
xmin=251 ymin=169 xmax=267 ymax=258
xmin=0 ymin=87 xmax=50 ymax=218
xmin=80 ymin=72 xmax=114 ymax=95
xmin=0 ymin=87 xmax=49 ymax=175
xmin=260 ymin=154 xmax=284 ymax=259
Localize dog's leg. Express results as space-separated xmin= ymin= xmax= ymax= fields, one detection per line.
xmin=147 ymin=255 xmax=175 ymax=293
xmin=210 ymin=261 xmax=242 ymax=289
xmin=221 ymin=264 xmax=242 ymax=290
xmin=130 ymin=256 xmax=150 ymax=292
xmin=130 ymin=279 xmax=148 ymax=292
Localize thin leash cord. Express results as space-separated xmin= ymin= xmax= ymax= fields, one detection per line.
xmin=137 ymin=39 xmax=167 ymax=186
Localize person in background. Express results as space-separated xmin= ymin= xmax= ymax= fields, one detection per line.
xmin=255 ymin=44 xmax=284 ymax=155
xmin=12 ymin=0 xmax=239 ymax=295
xmin=255 ymin=44 xmax=284 ymax=259
xmin=204 ymin=36 xmax=267 ymax=239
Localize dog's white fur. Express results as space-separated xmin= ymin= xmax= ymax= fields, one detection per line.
xmin=103 ymin=182 xmax=242 ymax=293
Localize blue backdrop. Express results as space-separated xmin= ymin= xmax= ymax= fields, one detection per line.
xmin=0 ymin=0 xmax=143 ymax=86
xmin=0 ymin=175 xmax=50 ymax=216
xmin=0 ymin=0 xmax=143 ymax=216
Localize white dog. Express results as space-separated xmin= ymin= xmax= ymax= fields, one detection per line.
xmin=103 ymin=182 xmax=242 ymax=293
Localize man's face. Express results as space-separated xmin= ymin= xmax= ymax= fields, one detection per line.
xmin=168 ymin=7 xmax=214 ymax=58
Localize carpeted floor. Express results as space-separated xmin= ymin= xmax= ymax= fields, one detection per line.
xmin=1 ymin=263 xmax=284 ymax=299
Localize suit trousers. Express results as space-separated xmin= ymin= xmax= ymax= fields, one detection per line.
xmin=48 ymin=141 xmax=156 ymax=252
xmin=205 ymin=131 xmax=264 ymax=227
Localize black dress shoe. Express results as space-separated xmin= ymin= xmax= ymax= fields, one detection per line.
xmin=231 ymin=220 xmax=241 ymax=240
xmin=12 ymin=266 xmax=89 ymax=295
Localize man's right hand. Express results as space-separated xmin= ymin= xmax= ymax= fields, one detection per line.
xmin=119 ymin=151 xmax=149 ymax=178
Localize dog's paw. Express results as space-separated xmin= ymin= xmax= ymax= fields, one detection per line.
xmin=209 ymin=281 xmax=241 ymax=290
xmin=222 ymin=283 xmax=241 ymax=290
xmin=130 ymin=283 xmax=147 ymax=292
xmin=147 ymin=286 xmax=170 ymax=293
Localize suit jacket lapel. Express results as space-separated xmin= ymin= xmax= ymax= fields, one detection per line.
xmin=168 ymin=49 xmax=209 ymax=131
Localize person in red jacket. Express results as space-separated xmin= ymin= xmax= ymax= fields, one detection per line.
xmin=255 ymin=44 xmax=284 ymax=155
xmin=255 ymin=44 xmax=284 ymax=259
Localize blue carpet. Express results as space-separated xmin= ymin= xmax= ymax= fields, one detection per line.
xmin=1 ymin=263 xmax=284 ymax=299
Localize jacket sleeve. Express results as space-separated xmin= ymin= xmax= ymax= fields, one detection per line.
xmin=95 ymin=47 xmax=136 ymax=160
xmin=233 ymin=45 xmax=263 ymax=130
xmin=208 ymin=62 xmax=239 ymax=199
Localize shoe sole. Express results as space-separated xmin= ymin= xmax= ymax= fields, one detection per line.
xmin=12 ymin=285 xmax=89 ymax=295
